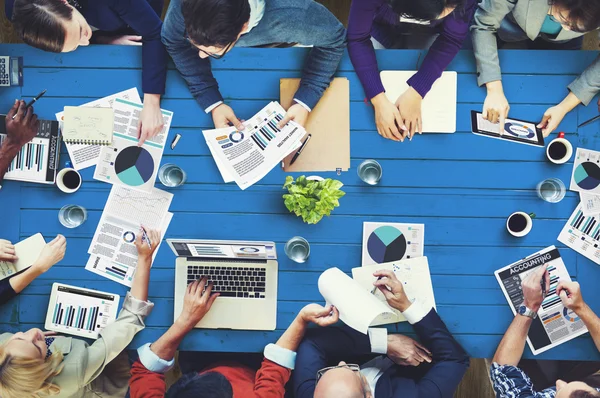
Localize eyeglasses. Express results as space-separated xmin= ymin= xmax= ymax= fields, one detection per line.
xmin=184 ymin=34 xmax=234 ymax=60
xmin=316 ymin=364 xmax=368 ymax=398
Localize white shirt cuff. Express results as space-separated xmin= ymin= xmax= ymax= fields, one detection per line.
xmin=123 ymin=292 xmax=154 ymax=316
xmin=205 ymin=101 xmax=224 ymax=114
xmin=293 ymin=98 xmax=312 ymax=112
xmin=137 ymin=343 xmax=175 ymax=374
xmin=263 ymin=343 xmax=297 ymax=370
xmin=401 ymin=303 xmax=431 ymax=325
xmin=368 ymin=328 xmax=388 ymax=354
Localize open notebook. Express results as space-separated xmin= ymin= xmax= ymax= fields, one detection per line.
xmin=0 ymin=233 xmax=46 ymax=280
xmin=62 ymin=106 xmax=114 ymax=145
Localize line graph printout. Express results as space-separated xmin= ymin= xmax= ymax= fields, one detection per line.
xmin=104 ymin=185 xmax=173 ymax=229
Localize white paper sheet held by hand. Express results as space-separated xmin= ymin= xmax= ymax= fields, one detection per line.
xmin=318 ymin=267 xmax=394 ymax=334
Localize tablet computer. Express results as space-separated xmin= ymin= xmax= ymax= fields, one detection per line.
xmin=45 ymin=283 xmax=120 ymax=339
xmin=470 ymin=110 xmax=544 ymax=147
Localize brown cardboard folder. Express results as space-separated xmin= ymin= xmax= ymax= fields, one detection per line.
xmin=280 ymin=77 xmax=350 ymax=172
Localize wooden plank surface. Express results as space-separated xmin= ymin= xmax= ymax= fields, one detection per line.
xmin=0 ymin=44 xmax=599 ymax=361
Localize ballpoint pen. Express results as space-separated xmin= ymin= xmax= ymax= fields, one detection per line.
xmin=289 ymin=134 xmax=312 ymax=166
xmin=370 ymin=276 xmax=383 ymax=295
xmin=578 ymin=114 xmax=600 ymax=128
xmin=141 ymin=227 xmax=152 ymax=249
xmin=12 ymin=89 xmax=47 ymax=119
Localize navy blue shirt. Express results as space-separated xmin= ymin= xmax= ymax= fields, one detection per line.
xmin=6 ymin=0 xmax=167 ymax=94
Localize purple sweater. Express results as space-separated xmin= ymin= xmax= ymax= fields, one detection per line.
xmin=347 ymin=0 xmax=477 ymax=100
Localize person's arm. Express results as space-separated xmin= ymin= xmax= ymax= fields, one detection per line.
xmin=537 ymin=92 xmax=582 ymax=137
xmin=1 ymin=100 xmax=39 ymax=183
xmin=557 ymin=281 xmax=600 ymax=352
xmin=567 ymin=54 xmax=600 ymax=108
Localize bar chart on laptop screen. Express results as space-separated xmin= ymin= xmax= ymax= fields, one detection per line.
xmin=50 ymin=286 xmax=118 ymax=337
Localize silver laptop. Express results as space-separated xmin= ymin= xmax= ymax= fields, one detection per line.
xmin=168 ymin=239 xmax=278 ymax=331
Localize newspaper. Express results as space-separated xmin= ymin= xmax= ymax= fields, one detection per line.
xmin=494 ymin=246 xmax=588 ymax=355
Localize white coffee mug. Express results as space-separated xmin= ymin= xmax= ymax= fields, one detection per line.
xmin=56 ymin=168 xmax=82 ymax=193
xmin=506 ymin=211 xmax=535 ymax=237
xmin=546 ymin=132 xmax=573 ymax=164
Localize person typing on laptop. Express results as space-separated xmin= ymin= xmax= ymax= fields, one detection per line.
xmin=0 ymin=100 xmax=39 ymax=185
xmin=130 ymin=276 xmax=340 ymax=397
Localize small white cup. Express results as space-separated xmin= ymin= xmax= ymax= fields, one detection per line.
xmin=546 ymin=132 xmax=573 ymax=164
xmin=506 ymin=211 xmax=535 ymax=237
xmin=56 ymin=168 xmax=82 ymax=193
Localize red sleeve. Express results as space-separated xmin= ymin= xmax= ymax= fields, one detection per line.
xmin=253 ymin=358 xmax=292 ymax=397
xmin=129 ymin=360 xmax=167 ymax=398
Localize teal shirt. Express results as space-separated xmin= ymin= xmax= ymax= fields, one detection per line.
xmin=540 ymin=15 xmax=562 ymax=35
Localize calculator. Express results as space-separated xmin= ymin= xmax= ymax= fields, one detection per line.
xmin=0 ymin=56 xmax=23 ymax=87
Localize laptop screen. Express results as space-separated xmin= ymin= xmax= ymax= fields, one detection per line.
xmin=167 ymin=239 xmax=277 ymax=260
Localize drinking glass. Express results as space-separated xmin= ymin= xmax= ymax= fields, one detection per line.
xmin=537 ymin=178 xmax=566 ymax=203
xmin=58 ymin=205 xmax=87 ymax=228
xmin=284 ymin=236 xmax=310 ymax=263
xmin=159 ymin=163 xmax=187 ymax=187
xmin=357 ymin=159 xmax=382 ymax=185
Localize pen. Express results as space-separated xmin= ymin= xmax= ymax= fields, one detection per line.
xmin=170 ymin=133 xmax=181 ymax=150
xmin=578 ymin=114 xmax=600 ymax=128
xmin=289 ymin=134 xmax=312 ymax=166
xmin=141 ymin=227 xmax=152 ymax=249
xmin=370 ymin=276 xmax=383 ymax=295
xmin=541 ymin=273 xmax=546 ymax=297
xmin=12 ymin=89 xmax=46 ymax=120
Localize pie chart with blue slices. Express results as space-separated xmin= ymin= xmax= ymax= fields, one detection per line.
xmin=574 ymin=162 xmax=600 ymax=190
xmin=367 ymin=225 xmax=407 ymax=263
xmin=114 ymin=146 xmax=154 ymax=187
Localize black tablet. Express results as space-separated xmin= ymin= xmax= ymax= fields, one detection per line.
xmin=470 ymin=110 xmax=544 ymax=147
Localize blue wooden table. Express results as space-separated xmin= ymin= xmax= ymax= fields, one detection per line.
xmin=1 ymin=44 xmax=599 ymax=360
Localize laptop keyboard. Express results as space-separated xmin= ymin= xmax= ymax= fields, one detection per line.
xmin=187 ymin=265 xmax=267 ymax=299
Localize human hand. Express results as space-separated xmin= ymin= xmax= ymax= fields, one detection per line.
xmin=0 ymin=239 xmax=17 ymax=262
xmin=211 ymin=104 xmax=244 ymax=130
xmin=372 ymin=269 xmax=411 ymax=312
xmin=135 ymin=227 xmax=160 ymax=262
xmin=177 ymin=277 xmax=219 ymax=329
xmin=395 ymin=87 xmax=423 ymax=140
xmin=31 ymin=235 xmax=66 ymax=273
xmin=97 ymin=35 xmax=143 ymax=46
xmin=137 ymin=94 xmax=164 ymax=146
xmin=557 ymin=281 xmax=585 ymax=313
xmin=521 ymin=265 xmax=550 ymax=313
xmin=372 ymin=93 xmax=406 ymax=142
xmin=387 ymin=334 xmax=432 ymax=366
xmin=299 ymin=303 xmax=339 ymax=327
xmin=5 ymin=99 xmax=39 ymax=147
xmin=483 ymin=81 xmax=510 ymax=132
xmin=538 ymin=104 xmax=568 ymax=137
xmin=278 ymin=103 xmax=309 ymax=128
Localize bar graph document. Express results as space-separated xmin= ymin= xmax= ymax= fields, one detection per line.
xmin=45 ymin=283 xmax=120 ymax=339
xmin=558 ymin=203 xmax=600 ymax=265
xmin=495 ymin=246 xmax=588 ymax=355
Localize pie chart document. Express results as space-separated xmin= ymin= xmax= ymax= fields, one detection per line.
xmin=570 ymin=148 xmax=600 ymax=195
xmin=362 ymin=222 xmax=425 ymax=266
xmin=93 ymin=98 xmax=173 ymax=192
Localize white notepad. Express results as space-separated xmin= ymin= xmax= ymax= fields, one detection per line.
xmin=62 ymin=106 xmax=114 ymax=145
xmin=380 ymin=70 xmax=457 ymax=133
xmin=0 ymin=233 xmax=46 ymax=280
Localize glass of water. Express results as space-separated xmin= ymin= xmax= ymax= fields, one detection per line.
xmin=285 ymin=236 xmax=310 ymax=263
xmin=537 ymin=178 xmax=566 ymax=203
xmin=58 ymin=204 xmax=87 ymax=228
xmin=159 ymin=163 xmax=187 ymax=188
xmin=358 ymin=159 xmax=382 ymax=185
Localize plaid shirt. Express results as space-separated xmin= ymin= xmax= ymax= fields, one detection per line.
xmin=490 ymin=362 xmax=600 ymax=398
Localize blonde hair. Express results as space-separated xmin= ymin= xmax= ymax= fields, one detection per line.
xmin=0 ymin=343 xmax=64 ymax=398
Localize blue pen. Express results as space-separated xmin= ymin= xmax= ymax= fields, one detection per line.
xmin=141 ymin=227 xmax=152 ymax=249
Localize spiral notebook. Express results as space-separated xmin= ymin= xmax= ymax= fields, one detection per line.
xmin=62 ymin=106 xmax=114 ymax=145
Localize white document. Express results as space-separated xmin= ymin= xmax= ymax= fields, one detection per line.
xmin=56 ymin=88 xmax=142 ymax=170
xmin=0 ymin=233 xmax=46 ymax=280
xmin=62 ymin=107 xmax=114 ymax=145
xmin=570 ymin=148 xmax=600 ymax=195
xmin=580 ymin=192 xmax=600 ymax=216
xmin=93 ymin=98 xmax=173 ymax=192
xmin=318 ymin=267 xmax=394 ymax=334
xmin=203 ymin=102 xmax=306 ymax=190
xmin=558 ymin=203 xmax=600 ymax=265
xmin=380 ymin=71 xmax=456 ymax=133
xmin=495 ymin=246 xmax=588 ymax=355
xmin=362 ymin=222 xmax=424 ymax=266
xmin=352 ymin=257 xmax=436 ymax=325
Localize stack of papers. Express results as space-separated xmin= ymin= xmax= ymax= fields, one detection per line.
xmin=203 ymin=102 xmax=307 ymax=190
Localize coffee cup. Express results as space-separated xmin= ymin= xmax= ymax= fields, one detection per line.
xmin=546 ymin=132 xmax=573 ymax=164
xmin=56 ymin=168 xmax=82 ymax=193
xmin=507 ymin=212 xmax=535 ymax=237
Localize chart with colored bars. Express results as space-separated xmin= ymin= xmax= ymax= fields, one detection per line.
xmin=250 ymin=114 xmax=284 ymax=150
xmin=570 ymin=148 xmax=600 ymax=195
xmin=46 ymin=284 xmax=119 ymax=339
xmin=558 ymin=203 xmax=600 ymax=265
xmin=362 ymin=222 xmax=425 ymax=266
xmin=540 ymin=264 xmax=561 ymax=311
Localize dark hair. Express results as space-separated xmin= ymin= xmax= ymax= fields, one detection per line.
xmin=389 ymin=0 xmax=465 ymax=21
xmin=166 ymin=372 xmax=233 ymax=398
xmin=570 ymin=391 xmax=600 ymax=398
xmin=550 ymin=0 xmax=600 ymax=33
xmin=182 ymin=0 xmax=250 ymax=47
xmin=11 ymin=0 xmax=73 ymax=53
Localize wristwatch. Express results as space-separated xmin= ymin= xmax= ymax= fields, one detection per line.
xmin=518 ymin=304 xmax=538 ymax=319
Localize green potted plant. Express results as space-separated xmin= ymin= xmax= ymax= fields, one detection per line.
xmin=282 ymin=175 xmax=346 ymax=224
